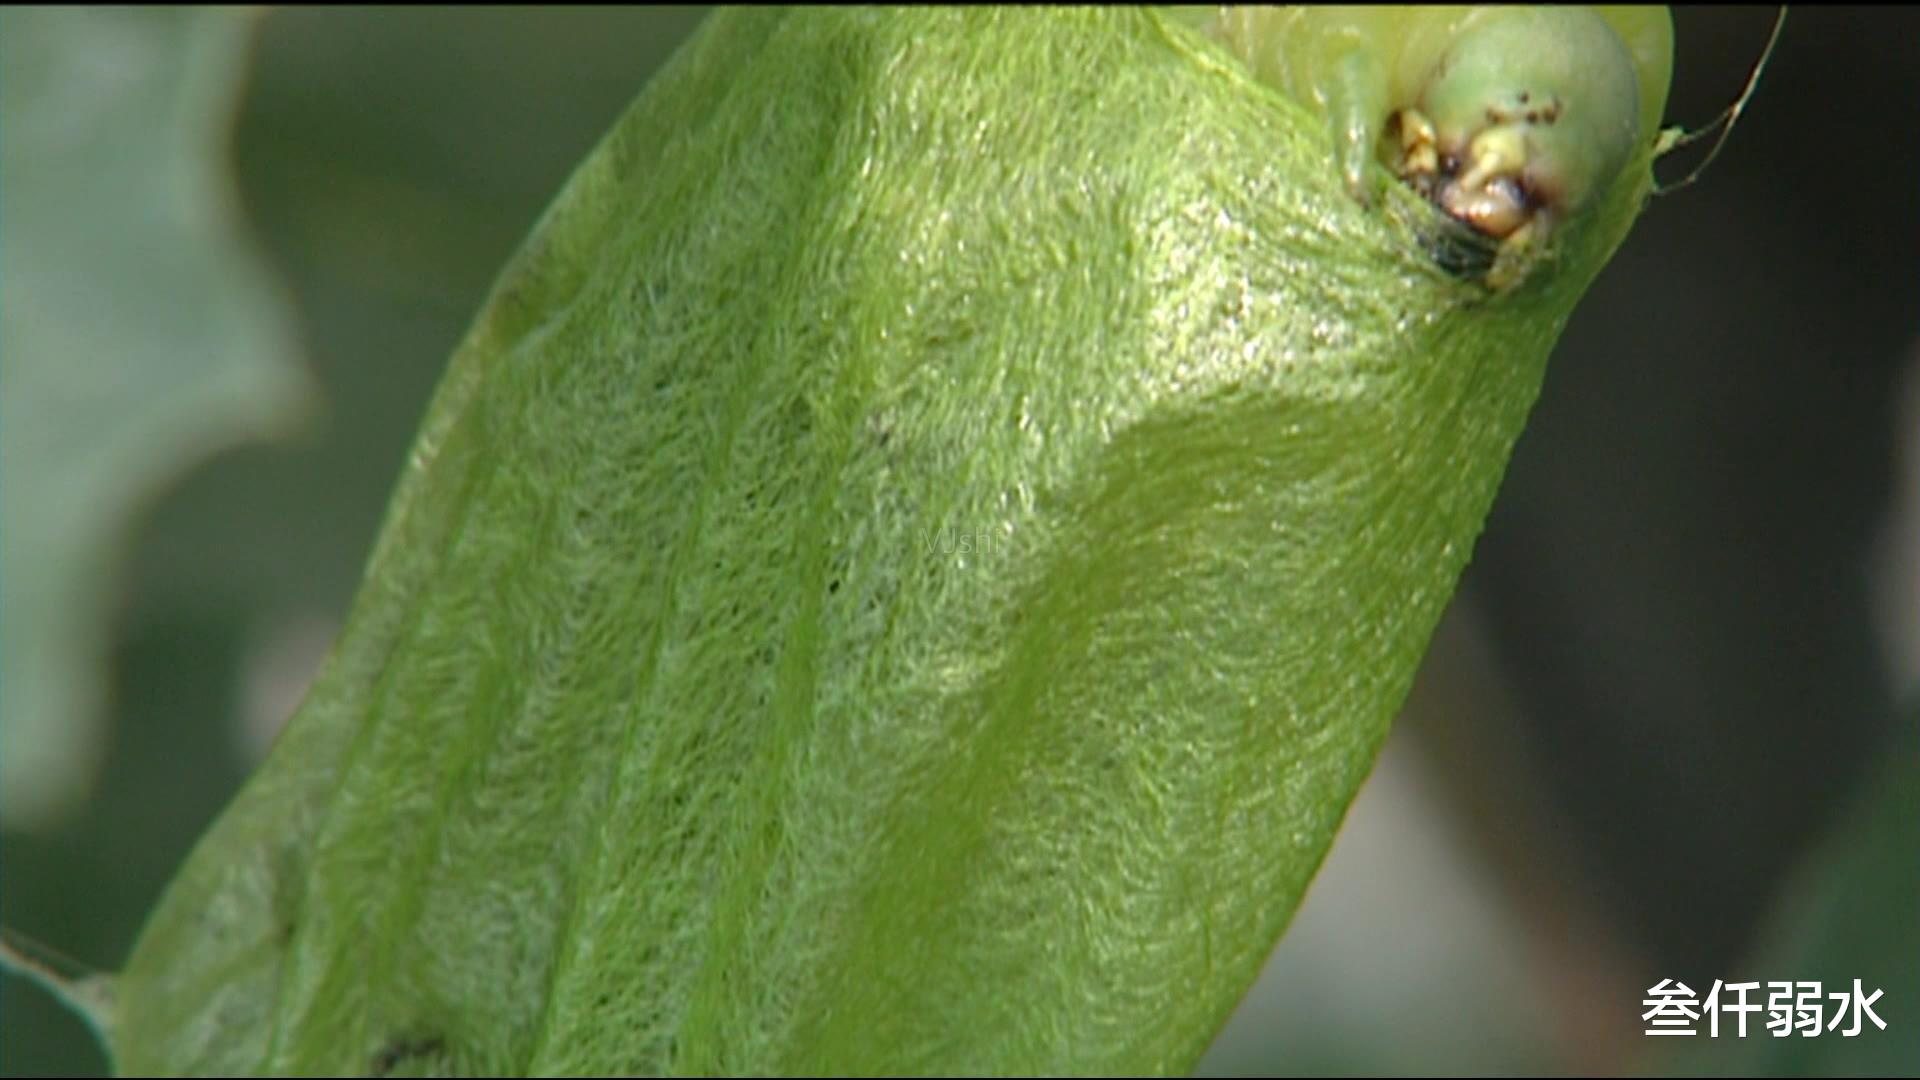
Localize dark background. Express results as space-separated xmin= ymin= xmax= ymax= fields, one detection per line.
xmin=4 ymin=8 xmax=1914 ymax=1075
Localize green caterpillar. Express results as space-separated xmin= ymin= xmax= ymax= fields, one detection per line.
xmin=1180 ymin=6 xmax=1672 ymax=287
xmin=108 ymin=8 xmax=1672 ymax=1075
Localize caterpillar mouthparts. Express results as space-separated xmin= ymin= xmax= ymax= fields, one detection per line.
xmin=1187 ymin=5 xmax=1672 ymax=289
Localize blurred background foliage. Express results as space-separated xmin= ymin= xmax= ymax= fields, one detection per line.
xmin=0 ymin=7 xmax=312 ymax=837
xmin=2 ymin=7 xmax=1914 ymax=1076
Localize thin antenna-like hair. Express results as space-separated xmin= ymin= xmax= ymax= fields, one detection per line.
xmin=1653 ymin=6 xmax=1787 ymax=196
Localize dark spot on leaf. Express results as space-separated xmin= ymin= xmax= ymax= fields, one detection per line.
xmin=1418 ymin=217 xmax=1500 ymax=281
xmin=368 ymin=1034 xmax=444 ymax=1078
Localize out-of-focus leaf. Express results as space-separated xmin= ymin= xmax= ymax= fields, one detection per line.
xmin=1663 ymin=710 xmax=1919 ymax=1077
xmin=114 ymin=8 xmax=1669 ymax=1075
xmin=0 ymin=7 xmax=313 ymax=827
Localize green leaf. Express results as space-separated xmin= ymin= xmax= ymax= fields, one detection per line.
xmin=112 ymin=8 xmax=1670 ymax=1074
xmin=0 ymin=7 xmax=312 ymax=828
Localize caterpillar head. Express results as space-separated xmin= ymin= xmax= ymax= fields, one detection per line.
xmin=1181 ymin=6 xmax=1677 ymax=289
xmin=1390 ymin=8 xmax=1648 ymax=284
